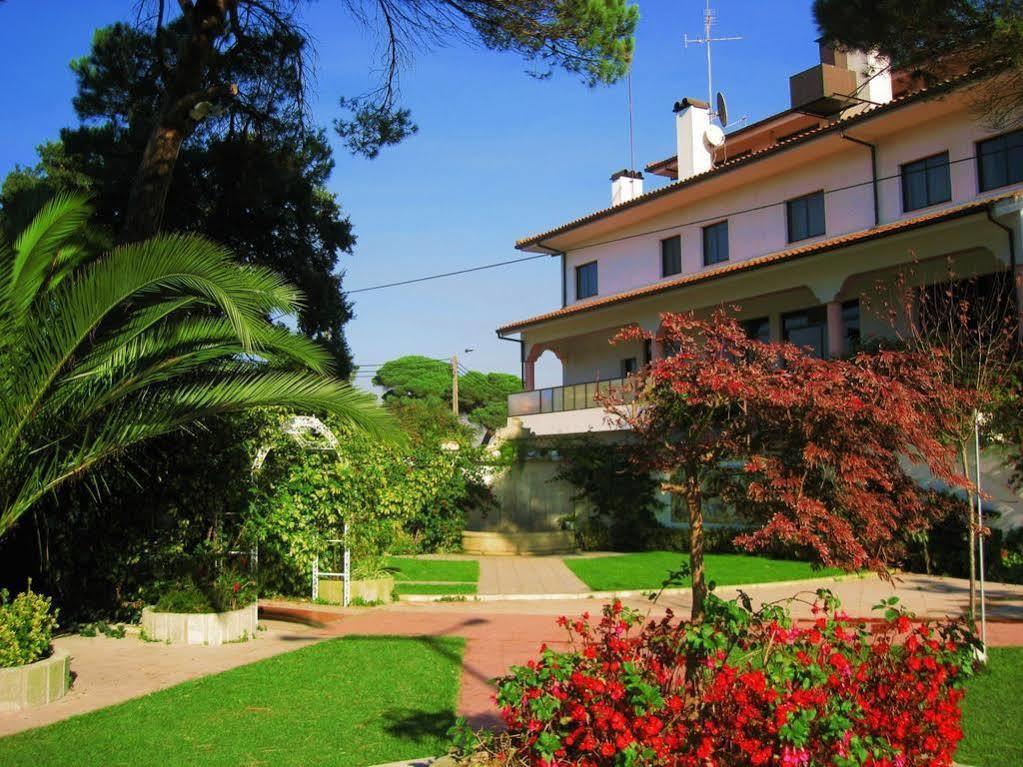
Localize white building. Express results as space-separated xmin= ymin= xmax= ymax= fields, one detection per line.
xmin=474 ymin=44 xmax=1023 ymax=554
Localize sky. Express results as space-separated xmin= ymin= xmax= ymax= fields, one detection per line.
xmin=0 ymin=0 xmax=822 ymax=389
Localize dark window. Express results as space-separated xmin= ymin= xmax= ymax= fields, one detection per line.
xmin=575 ymin=261 xmax=598 ymax=299
xmin=786 ymin=191 xmax=826 ymax=242
xmin=742 ymin=316 xmax=771 ymax=343
xmin=643 ymin=339 xmax=652 ymax=365
xmin=661 ymin=235 xmax=682 ymax=277
xmin=978 ymin=129 xmax=1023 ymax=191
xmin=702 ymin=221 xmax=729 ymax=266
xmin=901 ymin=152 xmax=951 ymax=211
xmin=621 ymin=357 xmax=638 ymax=377
xmin=783 ymin=306 xmax=828 ymax=358
xmin=841 ymin=299 xmax=861 ymax=355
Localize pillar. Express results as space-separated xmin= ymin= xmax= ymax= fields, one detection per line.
xmin=1016 ymin=264 xmax=1023 ymax=342
xmin=769 ymin=313 xmax=784 ymax=344
xmin=651 ymin=337 xmax=665 ymax=361
xmin=826 ymin=300 xmax=844 ymax=358
xmin=523 ymin=359 xmax=536 ymax=391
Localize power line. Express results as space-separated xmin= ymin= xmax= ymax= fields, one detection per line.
xmin=345 ymin=149 xmax=998 ymax=295
xmin=347 ymin=254 xmax=548 ymax=294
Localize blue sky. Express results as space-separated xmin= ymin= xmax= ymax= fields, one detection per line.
xmin=0 ymin=0 xmax=820 ymax=388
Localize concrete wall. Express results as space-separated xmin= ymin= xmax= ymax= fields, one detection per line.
xmin=141 ymin=603 xmax=258 ymax=645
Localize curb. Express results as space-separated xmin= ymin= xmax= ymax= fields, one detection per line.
xmin=398 ymin=572 xmax=877 ymax=603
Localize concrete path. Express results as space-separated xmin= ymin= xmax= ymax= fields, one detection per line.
xmin=476 ymin=555 xmax=589 ymax=596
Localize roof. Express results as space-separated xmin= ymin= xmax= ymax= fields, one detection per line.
xmin=516 ymin=72 xmax=975 ymax=252
xmin=497 ymin=193 xmax=1016 ymax=335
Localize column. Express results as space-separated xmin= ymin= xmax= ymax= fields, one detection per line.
xmin=1016 ymin=264 xmax=1023 ymax=342
xmin=523 ymin=359 xmax=536 ymax=391
xmin=826 ymin=300 xmax=844 ymax=358
xmin=651 ymin=337 xmax=665 ymax=361
xmin=769 ymin=313 xmax=784 ymax=344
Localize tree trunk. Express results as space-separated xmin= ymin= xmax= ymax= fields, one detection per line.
xmin=119 ymin=121 xmax=189 ymax=243
xmin=686 ymin=478 xmax=707 ymax=623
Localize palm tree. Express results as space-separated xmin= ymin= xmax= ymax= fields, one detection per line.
xmin=0 ymin=194 xmax=392 ymax=535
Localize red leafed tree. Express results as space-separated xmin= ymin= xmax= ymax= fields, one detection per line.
xmin=607 ymin=310 xmax=972 ymax=621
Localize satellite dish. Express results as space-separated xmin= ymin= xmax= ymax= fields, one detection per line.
xmin=703 ymin=123 xmax=726 ymax=149
xmin=716 ymin=90 xmax=729 ymax=127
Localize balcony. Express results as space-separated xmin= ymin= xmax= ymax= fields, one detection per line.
xmin=508 ymin=377 xmax=627 ymax=417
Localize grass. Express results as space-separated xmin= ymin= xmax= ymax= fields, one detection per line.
xmin=384 ymin=556 xmax=479 ymax=596
xmin=957 ymin=647 xmax=1023 ymax=766
xmin=0 ymin=636 xmax=464 ymax=767
xmin=383 ymin=556 xmax=478 ymax=583
xmin=393 ymin=582 xmax=477 ymax=596
xmin=563 ymin=551 xmax=844 ymax=592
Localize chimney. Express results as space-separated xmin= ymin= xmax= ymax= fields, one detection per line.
xmin=610 ymin=169 xmax=643 ymax=206
xmin=791 ymin=43 xmax=893 ymax=115
xmin=674 ymin=98 xmax=714 ymax=182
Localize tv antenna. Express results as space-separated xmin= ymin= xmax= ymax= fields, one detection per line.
xmin=684 ymin=1 xmax=742 ymax=125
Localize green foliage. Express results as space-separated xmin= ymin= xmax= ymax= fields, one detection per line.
xmin=0 ymin=586 xmax=58 ymax=667
xmin=372 ymin=355 xmax=521 ymax=432
xmin=0 ymin=195 xmax=393 ymax=537
xmin=552 ymin=440 xmax=661 ymax=550
xmin=153 ymin=567 xmax=257 ymax=614
xmin=247 ymin=412 xmax=496 ymax=594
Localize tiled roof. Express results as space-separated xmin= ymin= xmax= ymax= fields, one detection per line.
xmin=497 ymin=193 xmax=1017 ymax=335
xmin=516 ymin=73 xmax=975 ymax=251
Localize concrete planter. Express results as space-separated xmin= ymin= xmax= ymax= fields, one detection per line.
xmin=0 ymin=649 xmax=71 ymax=711
xmin=317 ymin=576 xmax=395 ymax=604
xmin=141 ymin=602 xmax=258 ymax=645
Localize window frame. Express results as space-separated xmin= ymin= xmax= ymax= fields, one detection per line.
xmin=621 ymin=357 xmax=638 ymax=377
xmin=575 ymin=260 xmax=598 ymax=300
xmin=785 ymin=190 xmax=826 ymax=243
xmin=977 ymin=128 xmax=1023 ymax=192
xmin=702 ymin=220 xmax=729 ymax=266
xmin=660 ymin=234 xmax=682 ymax=277
xmin=901 ymin=151 xmax=952 ymax=212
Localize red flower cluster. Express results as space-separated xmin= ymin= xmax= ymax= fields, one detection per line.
xmin=493 ymin=593 xmax=976 ymax=767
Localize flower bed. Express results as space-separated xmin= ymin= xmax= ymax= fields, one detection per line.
xmin=141 ymin=603 xmax=258 ymax=645
xmin=457 ymin=591 xmax=977 ymax=767
xmin=0 ymin=586 xmax=68 ymax=710
xmin=0 ymin=649 xmax=70 ymax=711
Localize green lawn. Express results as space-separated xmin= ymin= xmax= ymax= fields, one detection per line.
xmin=958 ymin=647 xmax=1023 ymax=766
xmin=0 ymin=636 xmax=464 ymax=767
xmin=563 ymin=551 xmax=844 ymax=592
xmin=384 ymin=556 xmax=479 ymax=596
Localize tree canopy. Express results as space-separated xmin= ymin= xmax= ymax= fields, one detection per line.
xmin=372 ymin=355 xmax=521 ymax=431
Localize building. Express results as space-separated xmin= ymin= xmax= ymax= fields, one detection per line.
xmin=471 ymin=43 xmax=1023 ymax=554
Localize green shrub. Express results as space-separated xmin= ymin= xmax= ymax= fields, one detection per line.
xmin=152 ymin=568 xmax=257 ymax=614
xmin=0 ymin=586 xmax=58 ymax=667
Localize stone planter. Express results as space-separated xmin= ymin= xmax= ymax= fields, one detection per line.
xmin=0 ymin=649 xmax=71 ymax=711
xmin=141 ymin=602 xmax=258 ymax=645
xmin=317 ymin=575 xmax=394 ymax=604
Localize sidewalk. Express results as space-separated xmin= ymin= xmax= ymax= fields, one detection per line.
xmin=476 ymin=555 xmax=589 ymax=596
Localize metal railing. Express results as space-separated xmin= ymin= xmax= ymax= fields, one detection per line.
xmin=507 ymin=377 xmax=627 ymax=417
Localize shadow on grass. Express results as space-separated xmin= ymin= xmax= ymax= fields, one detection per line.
xmin=381 ymin=707 xmax=457 ymax=743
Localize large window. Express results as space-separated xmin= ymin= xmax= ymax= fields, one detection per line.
xmin=782 ymin=306 xmax=828 ymax=358
xmin=901 ymin=152 xmax=951 ymax=211
xmin=978 ymin=129 xmax=1023 ymax=192
xmin=742 ymin=316 xmax=771 ymax=343
xmin=575 ymin=261 xmax=598 ymax=299
xmin=702 ymin=221 xmax=729 ymax=266
xmin=661 ymin=235 xmax=682 ymax=277
xmin=786 ymin=191 xmax=826 ymax=242
xmin=841 ymin=299 xmax=861 ymax=355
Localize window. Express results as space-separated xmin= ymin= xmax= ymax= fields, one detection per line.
xmin=621 ymin=357 xmax=638 ymax=377
xmin=901 ymin=152 xmax=951 ymax=211
xmin=978 ymin=129 xmax=1023 ymax=191
xmin=841 ymin=299 xmax=861 ymax=355
xmin=782 ymin=306 xmax=828 ymax=358
xmin=786 ymin=191 xmax=826 ymax=242
xmin=661 ymin=235 xmax=682 ymax=277
xmin=575 ymin=261 xmax=598 ymax=299
xmin=742 ymin=316 xmax=771 ymax=343
xmin=702 ymin=221 xmax=729 ymax=265
xmin=643 ymin=339 xmax=653 ymax=365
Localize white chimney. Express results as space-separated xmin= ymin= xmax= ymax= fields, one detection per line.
xmin=674 ymin=98 xmax=715 ymax=182
xmin=610 ymin=169 xmax=644 ymax=206
xmin=849 ymin=50 xmax=893 ymax=106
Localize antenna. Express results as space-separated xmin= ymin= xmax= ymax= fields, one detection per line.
xmin=684 ymin=0 xmax=742 ymax=124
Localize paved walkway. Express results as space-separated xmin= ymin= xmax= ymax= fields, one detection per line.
xmin=476 ymin=555 xmax=589 ymax=596
xmin=2 ymin=573 xmax=1020 ymax=739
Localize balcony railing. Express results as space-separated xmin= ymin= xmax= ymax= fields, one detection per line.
xmin=507 ymin=377 xmax=627 ymax=417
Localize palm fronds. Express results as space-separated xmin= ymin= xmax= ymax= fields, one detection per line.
xmin=0 ymin=195 xmax=393 ymax=535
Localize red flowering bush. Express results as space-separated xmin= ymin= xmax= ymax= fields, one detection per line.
xmin=471 ymin=592 xmax=976 ymax=767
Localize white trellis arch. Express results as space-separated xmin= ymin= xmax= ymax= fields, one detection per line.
xmin=253 ymin=415 xmax=351 ymax=606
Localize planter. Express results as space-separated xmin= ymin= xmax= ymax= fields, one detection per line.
xmin=0 ymin=649 xmax=71 ymax=711
xmin=462 ymin=530 xmax=576 ymax=555
xmin=317 ymin=576 xmax=394 ymax=604
xmin=141 ymin=602 xmax=258 ymax=645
